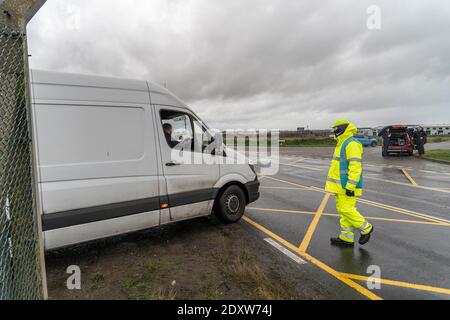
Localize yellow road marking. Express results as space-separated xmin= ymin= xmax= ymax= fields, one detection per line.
xmin=277 ymin=160 xmax=450 ymax=194
xmin=357 ymin=198 xmax=448 ymax=225
xmin=247 ymin=207 xmax=450 ymax=227
xmin=401 ymin=168 xmax=418 ymax=186
xmin=242 ymin=216 xmax=382 ymax=300
xmin=243 ymin=216 xmax=305 ymax=255
xmin=299 ymin=193 xmax=331 ymax=253
xmin=340 ymin=273 xmax=450 ymax=296
xmin=317 ymin=183 xmax=447 ymax=224
xmin=264 ymin=176 xmax=448 ymax=225
xmin=303 ymin=253 xmax=382 ymax=300
xmin=365 ymin=175 xmax=450 ymax=194
xmin=365 ymin=164 xmax=450 ymax=176
xmin=261 ymin=185 xmax=450 ymax=223
xmin=292 ymin=158 xmax=450 ymax=178
xmin=244 ymin=215 xmax=449 ymax=298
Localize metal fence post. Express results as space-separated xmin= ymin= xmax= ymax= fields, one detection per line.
xmin=0 ymin=0 xmax=47 ymax=300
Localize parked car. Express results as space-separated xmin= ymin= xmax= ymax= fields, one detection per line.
xmin=30 ymin=70 xmax=260 ymax=250
xmin=355 ymin=136 xmax=378 ymax=147
xmin=379 ymin=125 xmax=414 ymax=156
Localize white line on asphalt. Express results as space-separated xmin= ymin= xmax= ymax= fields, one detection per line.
xmin=415 ymin=170 xmax=450 ymax=176
xmin=281 ymin=162 xmax=450 ymax=194
xmin=358 ymin=198 xmax=450 ymax=224
xmin=280 ymin=163 xmax=322 ymax=171
xmin=264 ymin=238 xmax=307 ymax=265
xmin=298 ymin=157 xmax=450 ymax=175
xmin=288 ymin=157 xmax=306 ymax=165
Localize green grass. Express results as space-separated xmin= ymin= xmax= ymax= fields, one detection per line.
xmin=280 ymin=137 xmax=336 ymax=147
xmin=201 ymin=285 xmax=222 ymax=300
xmin=212 ymin=238 xmax=299 ymax=300
xmin=226 ymin=135 xmax=450 ymax=147
xmin=424 ymin=150 xmax=450 ymax=163
xmin=427 ymin=136 xmax=450 ymax=144
xmin=223 ymin=136 xmax=337 ymax=147
xmin=89 ymin=271 xmax=105 ymax=290
xmin=123 ymin=259 xmax=177 ymax=300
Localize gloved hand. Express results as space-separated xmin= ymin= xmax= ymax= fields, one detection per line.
xmin=346 ymin=189 xmax=355 ymax=197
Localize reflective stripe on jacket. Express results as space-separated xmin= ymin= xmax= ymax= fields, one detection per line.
xmin=325 ymin=123 xmax=364 ymax=196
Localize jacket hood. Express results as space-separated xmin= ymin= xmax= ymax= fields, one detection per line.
xmin=337 ymin=122 xmax=358 ymax=143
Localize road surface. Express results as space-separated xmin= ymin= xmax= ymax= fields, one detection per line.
xmin=243 ymin=146 xmax=450 ymax=300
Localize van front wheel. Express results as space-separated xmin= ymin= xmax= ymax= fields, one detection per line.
xmin=214 ymin=185 xmax=246 ymax=223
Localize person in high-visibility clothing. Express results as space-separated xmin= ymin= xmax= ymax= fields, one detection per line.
xmin=325 ymin=119 xmax=374 ymax=247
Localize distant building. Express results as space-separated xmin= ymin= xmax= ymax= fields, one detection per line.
xmin=280 ymin=129 xmax=330 ymax=138
xmin=373 ymin=126 xmax=386 ymax=136
xmin=282 ymin=124 xmax=450 ymax=138
xmin=422 ymin=125 xmax=450 ymax=136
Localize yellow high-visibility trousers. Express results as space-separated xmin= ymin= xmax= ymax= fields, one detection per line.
xmin=335 ymin=194 xmax=372 ymax=243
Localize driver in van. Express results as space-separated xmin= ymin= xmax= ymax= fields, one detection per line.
xmin=163 ymin=123 xmax=178 ymax=148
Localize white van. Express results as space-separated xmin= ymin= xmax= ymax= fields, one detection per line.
xmin=30 ymin=70 xmax=260 ymax=250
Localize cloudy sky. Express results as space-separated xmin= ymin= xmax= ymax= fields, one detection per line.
xmin=27 ymin=0 xmax=450 ymax=130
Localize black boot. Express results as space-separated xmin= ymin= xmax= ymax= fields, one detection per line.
xmin=359 ymin=226 xmax=374 ymax=245
xmin=330 ymin=237 xmax=354 ymax=248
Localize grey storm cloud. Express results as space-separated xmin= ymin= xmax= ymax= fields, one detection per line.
xmin=27 ymin=0 xmax=450 ymax=129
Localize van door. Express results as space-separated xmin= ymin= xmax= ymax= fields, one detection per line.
xmin=154 ymin=106 xmax=220 ymax=221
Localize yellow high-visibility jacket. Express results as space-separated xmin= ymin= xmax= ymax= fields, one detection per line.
xmin=325 ymin=123 xmax=363 ymax=196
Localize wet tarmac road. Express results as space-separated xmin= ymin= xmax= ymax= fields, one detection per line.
xmin=242 ymin=146 xmax=450 ymax=300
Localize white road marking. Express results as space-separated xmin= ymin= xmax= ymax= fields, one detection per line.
xmin=358 ymin=198 xmax=450 ymax=224
xmin=264 ymin=238 xmax=307 ymax=265
xmin=279 ymin=162 xmax=450 ymax=194
xmin=280 ymin=163 xmax=322 ymax=171
xmin=416 ymin=169 xmax=450 ymax=176
xmin=274 ymin=158 xmax=450 ymax=221
xmin=288 ymin=157 xmax=306 ymax=165
xmin=5 ymin=196 xmax=11 ymax=220
xmin=298 ymin=157 xmax=450 ymax=175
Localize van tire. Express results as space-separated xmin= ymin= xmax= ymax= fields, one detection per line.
xmin=371 ymin=141 xmax=377 ymax=147
xmin=214 ymin=185 xmax=246 ymax=224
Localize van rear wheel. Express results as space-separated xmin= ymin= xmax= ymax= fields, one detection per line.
xmin=214 ymin=185 xmax=246 ymax=223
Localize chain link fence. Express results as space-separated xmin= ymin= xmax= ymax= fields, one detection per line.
xmin=0 ymin=22 xmax=44 ymax=300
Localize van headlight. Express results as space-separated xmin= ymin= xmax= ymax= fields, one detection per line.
xmin=249 ymin=164 xmax=257 ymax=175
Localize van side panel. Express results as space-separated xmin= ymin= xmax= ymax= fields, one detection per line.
xmin=31 ymin=70 xmax=161 ymax=249
xmin=35 ymin=103 xmax=147 ymax=182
